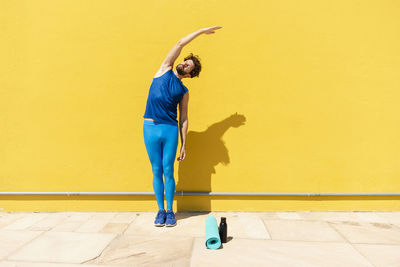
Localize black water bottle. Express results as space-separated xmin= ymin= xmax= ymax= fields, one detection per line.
xmin=219 ymin=217 xmax=227 ymax=243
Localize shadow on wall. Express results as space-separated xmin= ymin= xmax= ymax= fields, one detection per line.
xmin=175 ymin=112 xmax=246 ymax=211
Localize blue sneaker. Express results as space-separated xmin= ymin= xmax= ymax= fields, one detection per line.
xmin=154 ymin=209 xmax=166 ymax=227
xmin=165 ymin=210 xmax=177 ymax=227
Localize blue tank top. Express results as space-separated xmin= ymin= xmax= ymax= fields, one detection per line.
xmin=143 ymin=69 xmax=189 ymax=126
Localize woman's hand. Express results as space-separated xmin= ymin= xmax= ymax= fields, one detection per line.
xmin=177 ymin=146 xmax=186 ymax=161
xmin=202 ymin=26 xmax=222 ymax=34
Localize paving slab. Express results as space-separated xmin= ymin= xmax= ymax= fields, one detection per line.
xmin=7 ymin=231 xmax=117 ymax=264
xmin=64 ymin=213 xmax=93 ymax=222
xmin=49 ymin=221 xmax=85 ymax=232
xmin=0 ymin=230 xmax=44 ymax=259
xmin=89 ymin=212 xmax=118 ymax=221
xmin=330 ymin=221 xmax=400 ymax=244
xmin=74 ymin=220 xmax=110 ymax=233
xmin=190 ymin=238 xmax=374 ymax=267
xmin=0 ymin=214 xmax=27 ymax=230
xmin=274 ymin=211 xmax=303 ymax=220
xmin=352 ymin=212 xmax=392 ymax=224
xmin=353 ymin=243 xmax=400 ymax=267
xmin=297 ymin=211 xmax=360 ymax=222
xmin=109 ymin=212 xmax=138 ymax=224
xmin=0 ymin=261 xmax=131 ymax=267
xmin=85 ymin=234 xmax=193 ymax=266
xmin=2 ymin=214 xmax=49 ymax=231
xmin=100 ymin=223 xmax=129 ymax=234
xmin=371 ymin=212 xmax=400 ymax=225
xmin=263 ymin=219 xmax=345 ymax=242
xmin=28 ymin=213 xmax=70 ymax=231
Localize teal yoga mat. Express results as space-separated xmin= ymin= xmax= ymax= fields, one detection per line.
xmin=205 ymin=216 xmax=221 ymax=249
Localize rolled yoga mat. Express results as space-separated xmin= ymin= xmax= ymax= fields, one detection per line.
xmin=205 ymin=216 xmax=221 ymax=249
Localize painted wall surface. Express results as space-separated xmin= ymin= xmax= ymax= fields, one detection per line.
xmin=1 ymin=0 xmax=400 ymax=211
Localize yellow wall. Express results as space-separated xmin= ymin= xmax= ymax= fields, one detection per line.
xmin=1 ymin=0 xmax=400 ymax=212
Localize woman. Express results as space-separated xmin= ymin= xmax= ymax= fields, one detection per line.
xmin=143 ymin=26 xmax=222 ymax=227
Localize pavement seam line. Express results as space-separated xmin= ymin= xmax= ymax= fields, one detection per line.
xmin=4 ymin=229 xmax=48 ymax=260
xmin=260 ymin=217 xmax=273 ymax=240
xmin=189 ymin=237 xmax=196 ymax=267
xmin=120 ymin=213 xmax=139 ymax=235
xmin=327 ymin=221 xmax=377 ymax=267
xmin=80 ymin=233 xmax=120 ymax=264
xmin=0 ymin=213 xmax=37 ymax=230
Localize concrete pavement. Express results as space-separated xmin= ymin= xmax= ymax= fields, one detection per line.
xmin=1 ymin=211 xmax=400 ymax=266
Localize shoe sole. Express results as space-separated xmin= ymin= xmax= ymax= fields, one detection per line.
xmin=154 ymin=223 xmax=165 ymax=227
xmin=165 ymin=222 xmax=177 ymax=227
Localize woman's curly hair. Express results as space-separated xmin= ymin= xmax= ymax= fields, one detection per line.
xmin=184 ymin=53 xmax=202 ymax=78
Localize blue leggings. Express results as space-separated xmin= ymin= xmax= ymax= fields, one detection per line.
xmin=143 ymin=119 xmax=179 ymax=210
